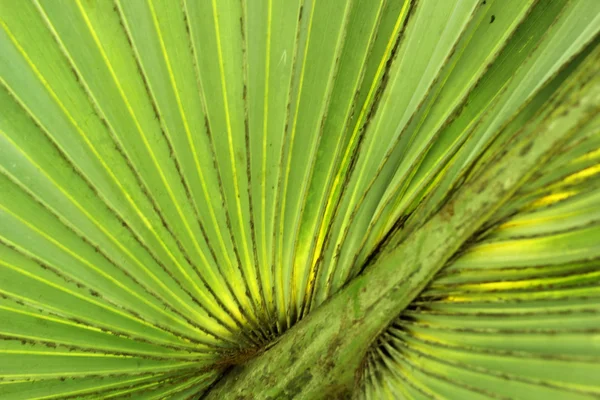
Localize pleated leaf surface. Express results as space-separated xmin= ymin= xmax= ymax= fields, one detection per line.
xmin=0 ymin=0 xmax=599 ymax=398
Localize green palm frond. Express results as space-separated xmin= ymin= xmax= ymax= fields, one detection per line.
xmin=0 ymin=0 xmax=599 ymax=399
xmin=361 ymin=113 xmax=600 ymax=399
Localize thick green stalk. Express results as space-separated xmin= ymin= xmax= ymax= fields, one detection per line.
xmin=203 ymin=47 xmax=600 ymax=400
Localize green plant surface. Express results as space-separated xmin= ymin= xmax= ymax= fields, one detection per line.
xmin=0 ymin=0 xmax=599 ymax=399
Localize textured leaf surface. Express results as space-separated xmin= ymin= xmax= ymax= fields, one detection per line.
xmin=0 ymin=0 xmax=599 ymax=398
xmin=361 ymin=114 xmax=600 ymax=399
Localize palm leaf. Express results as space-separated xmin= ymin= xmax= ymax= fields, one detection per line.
xmin=361 ymin=112 xmax=600 ymax=399
xmin=0 ymin=0 xmax=599 ymax=398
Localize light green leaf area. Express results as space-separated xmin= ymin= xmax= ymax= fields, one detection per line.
xmin=0 ymin=0 xmax=599 ymax=398
xmin=361 ymin=103 xmax=600 ymax=400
